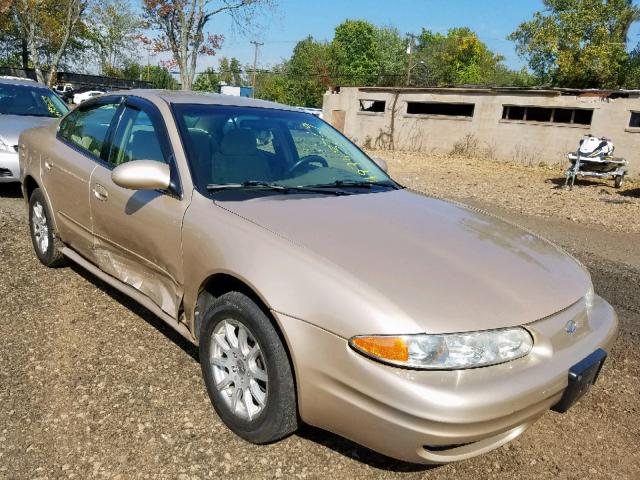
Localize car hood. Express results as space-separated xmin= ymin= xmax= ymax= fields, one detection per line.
xmin=0 ymin=115 xmax=57 ymax=146
xmin=217 ymin=189 xmax=590 ymax=333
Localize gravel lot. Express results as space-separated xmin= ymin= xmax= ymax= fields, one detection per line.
xmin=1 ymin=153 xmax=639 ymax=480
xmin=370 ymin=150 xmax=640 ymax=233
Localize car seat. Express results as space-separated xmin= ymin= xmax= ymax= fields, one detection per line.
xmin=212 ymin=129 xmax=272 ymax=184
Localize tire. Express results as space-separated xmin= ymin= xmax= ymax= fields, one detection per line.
xmin=28 ymin=188 xmax=65 ymax=267
xmin=199 ymin=292 xmax=298 ymax=444
xmin=614 ymin=174 xmax=624 ymax=189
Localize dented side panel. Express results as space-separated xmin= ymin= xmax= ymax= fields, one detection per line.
xmin=89 ymin=163 xmax=188 ymax=317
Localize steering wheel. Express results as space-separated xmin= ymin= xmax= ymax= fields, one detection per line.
xmin=287 ymin=155 xmax=328 ymax=176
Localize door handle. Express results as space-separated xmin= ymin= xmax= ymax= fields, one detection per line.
xmin=93 ymin=184 xmax=109 ymax=201
xmin=44 ymin=160 xmax=52 ymax=170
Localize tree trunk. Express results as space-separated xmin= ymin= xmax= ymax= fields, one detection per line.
xmin=20 ymin=37 xmax=28 ymax=70
xmin=24 ymin=18 xmax=44 ymax=83
xmin=46 ymin=0 xmax=82 ymax=87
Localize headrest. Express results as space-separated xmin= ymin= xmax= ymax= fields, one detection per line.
xmin=220 ymin=129 xmax=257 ymax=156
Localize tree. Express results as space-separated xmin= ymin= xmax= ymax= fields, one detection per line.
xmin=218 ymin=56 xmax=244 ymax=85
xmin=142 ymin=0 xmax=271 ymax=90
xmin=285 ymin=36 xmax=331 ymax=106
xmin=414 ymin=27 xmax=507 ymax=86
xmin=89 ymin=0 xmax=142 ymax=75
xmin=4 ymin=0 xmax=87 ymax=86
xmin=374 ymin=27 xmax=406 ymax=86
xmin=509 ymin=0 xmax=640 ymax=88
xmin=330 ymin=19 xmax=380 ymax=85
xmin=193 ymin=66 xmax=219 ymax=91
xmin=254 ymin=67 xmax=292 ymax=104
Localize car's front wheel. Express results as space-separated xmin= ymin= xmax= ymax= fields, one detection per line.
xmin=199 ymin=292 xmax=298 ymax=444
xmin=28 ymin=188 xmax=65 ymax=267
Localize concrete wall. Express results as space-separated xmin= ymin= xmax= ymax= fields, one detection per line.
xmin=323 ymin=87 xmax=640 ymax=174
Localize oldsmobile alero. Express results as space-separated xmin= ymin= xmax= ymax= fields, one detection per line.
xmin=18 ymin=90 xmax=618 ymax=464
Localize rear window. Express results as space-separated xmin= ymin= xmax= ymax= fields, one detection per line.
xmin=58 ymin=103 xmax=119 ymax=157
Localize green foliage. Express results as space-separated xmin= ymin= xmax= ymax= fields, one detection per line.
xmin=374 ymin=26 xmax=407 ymax=86
xmin=89 ymin=0 xmax=142 ymax=75
xmin=509 ymin=0 xmax=640 ymax=88
xmin=330 ymin=19 xmax=380 ymax=84
xmin=118 ymin=63 xmax=178 ymax=89
xmin=414 ymin=27 xmax=510 ymax=86
xmin=193 ymin=67 xmax=220 ymax=91
xmin=255 ymin=36 xmax=331 ymax=107
xmin=218 ymin=56 xmax=245 ymax=86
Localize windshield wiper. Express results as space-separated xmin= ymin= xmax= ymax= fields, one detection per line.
xmin=206 ymin=180 xmax=349 ymax=196
xmin=308 ymin=180 xmax=399 ymax=190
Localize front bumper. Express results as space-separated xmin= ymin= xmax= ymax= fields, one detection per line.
xmin=0 ymin=151 xmax=19 ymax=183
xmin=275 ymin=295 xmax=618 ymax=464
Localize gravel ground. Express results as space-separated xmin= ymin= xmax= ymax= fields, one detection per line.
xmin=369 ymin=150 xmax=640 ymax=233
xmin=1 ymin=160 xmax=639 ymax=480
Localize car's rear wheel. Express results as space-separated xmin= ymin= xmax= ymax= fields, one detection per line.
xmin=28 ymin=188 xmax=65 ymax=267
xmin=199 ymin=292 xmax=298 ymax=444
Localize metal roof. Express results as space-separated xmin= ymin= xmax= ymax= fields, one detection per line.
xmin=351 ymin=85 xmax=640 ymax=97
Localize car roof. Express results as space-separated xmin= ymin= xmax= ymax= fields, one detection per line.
xmin=0 ymin=76 xmax=48 ymax=88
xmin=115 ymin=89 xmax=301 ymax=112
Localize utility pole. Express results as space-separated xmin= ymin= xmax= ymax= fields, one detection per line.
xmin=250 ymin=40 xmax=263 ymax=98
xmin=405 ymin=33 xmax=416 ymax=86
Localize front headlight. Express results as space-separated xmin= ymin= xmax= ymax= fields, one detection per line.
xmin=349 ymin=327 xmax=533 ymax=370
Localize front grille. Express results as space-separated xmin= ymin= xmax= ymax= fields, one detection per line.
xmin=0 ymin=167 xmax=13 ymax=177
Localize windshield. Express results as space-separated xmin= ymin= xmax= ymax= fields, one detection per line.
xmin=174 ymin=105 xmax=395 ymax=193
xmin=0 ymin=83 xmax=68 ymax=118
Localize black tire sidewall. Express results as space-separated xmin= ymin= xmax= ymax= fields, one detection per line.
xmin=200 ymin=292 xmax=297 ymax=444
xmin=28 ymin=188 xmax=59 ymax=266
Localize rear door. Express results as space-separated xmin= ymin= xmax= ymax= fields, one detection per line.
xmin=43 ymin=97 xmax=122 ymax=259
xmin=89 ymin=96 xmax=187 ymax=317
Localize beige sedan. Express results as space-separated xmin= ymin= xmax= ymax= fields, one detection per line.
xmin=18 ymin=91 xmax=618 ymax=464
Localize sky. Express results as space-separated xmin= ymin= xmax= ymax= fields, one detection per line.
xmin=150 ymin=0 xmax=640 ymax=74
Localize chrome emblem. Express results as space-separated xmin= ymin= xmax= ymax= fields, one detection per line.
xmin=565 ymin=320 xmax=577 ymax=334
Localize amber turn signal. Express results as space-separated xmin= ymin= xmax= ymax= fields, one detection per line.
xmin=350 ymin=336 xmax=409 ymax=362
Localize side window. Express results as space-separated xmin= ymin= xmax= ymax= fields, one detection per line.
xmin=58 ymin=103 xmax=119 ymax=157
xmin=108 ymin=106 xmax=167 ymax=166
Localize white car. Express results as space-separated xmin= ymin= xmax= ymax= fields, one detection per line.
xmin=73 ymin=90 xmax=104 ymax=105
xmin=0 ymin=77 xmax=68 ymax=183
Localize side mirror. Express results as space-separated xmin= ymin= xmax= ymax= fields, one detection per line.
xmin=372 ymin=156 xmax=388 ymax=173
xmin=111 ymin=160 xmax=171 ymax=191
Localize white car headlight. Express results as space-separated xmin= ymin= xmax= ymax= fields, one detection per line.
xmin=349 ymin=327 xmax=533 ymax=370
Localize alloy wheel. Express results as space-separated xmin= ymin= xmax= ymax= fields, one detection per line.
xmin=210 ymin=319 xmax=268 ymax=421
xmin=31 ymin=201 xmax=49 ymax=254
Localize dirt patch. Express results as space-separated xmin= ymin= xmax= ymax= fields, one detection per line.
xmin=368 ymin=150 xmax=640 ymax=234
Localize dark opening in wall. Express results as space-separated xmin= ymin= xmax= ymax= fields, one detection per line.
xmin=501 ymin=105 xmax=593 ymax=126
xmin=406 ymin=102 xmax=475 ymax=117
xmin=573 ymin=109 xmax=593 ymax=125
xmin=526 ymin=107 xmax=553 ymax=122
xmin=553 ymin=108 xmax=573 ymax=123
xmin=359 ymin=100 xmax=386 ymax=113
xmin=502 ymin=105 xmax=525 ymax=120
xmin=629 ymin=111 xmax=640 ymax=128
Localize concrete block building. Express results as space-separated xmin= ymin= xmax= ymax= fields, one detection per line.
xmin=322 ymin=86 xmax=640 ymax=174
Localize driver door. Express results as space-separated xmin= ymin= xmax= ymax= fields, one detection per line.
xmin=89 ymin=96 xmax=187 ymax=317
